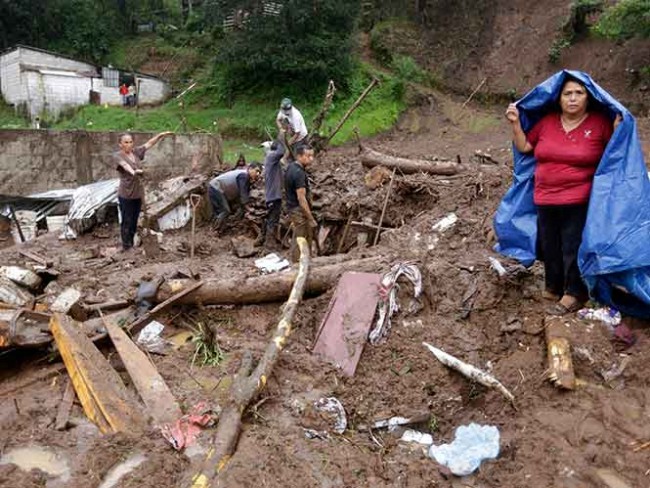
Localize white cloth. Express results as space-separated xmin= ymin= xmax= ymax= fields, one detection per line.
xmin=277 ymin=107 xmax=308 ymax=141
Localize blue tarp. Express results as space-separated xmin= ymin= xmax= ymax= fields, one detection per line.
xmin=494 ymin=70 xmax=650 ymax=317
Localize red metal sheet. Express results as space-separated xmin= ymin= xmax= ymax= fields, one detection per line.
xmin=312 ymin=272 xmax=381 ymax=376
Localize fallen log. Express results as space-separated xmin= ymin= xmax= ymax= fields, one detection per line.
xmin=188 ymin=237 xmax=311 ymax=486
xmin=155 ymin=256 xmax=387 ymax=306
xmin=361 ymin=147 xmax=461 ymax=176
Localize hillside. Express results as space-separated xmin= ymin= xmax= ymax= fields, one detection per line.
xmin=368 ymin=0 xmax=650 ymax=113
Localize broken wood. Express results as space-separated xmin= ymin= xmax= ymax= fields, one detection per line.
xmin=54 ymin=379 xmax=76 ymax=431
xmin=336 ymin=210 xmax=354 ymax=254
xmin=545 ymin=317 xmax=576 ymax=389
xmin=103 ymin=314 xmax=182 ymax=426
xmin=461 ymin=78 xmax=487 ymax=109
xmin=50 ymin=312 xmax=145 ymax=434
xmin=83 ymin=300 xmax=131 ymax=313
xmin=188 ymin=237 xmax=311 ymax=485
xmin=326 ymin=78 xmax=379 ymax=144
xmin=146 ymin=176 xmax=207 ymax=230
xmin=309 ymin=80 xmax=337 ymax=140
xmin=423 ymin=342 xmax=515 ymax=405
xmin=373 ymin=168 xmax=397 ymax=246
xmin=129 ymin=280 xmax=203 ymax=334
xmin=9 ymin=205 xmax=24 ymax=243
xmin=18 ymin=249 xmax=53 ymax=267
xmin=155 ymin=256 xmax=386 ymax=306
xmin=361 ymin=147 xmax=460 ymax=176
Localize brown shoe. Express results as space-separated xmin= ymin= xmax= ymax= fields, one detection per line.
xmin=541 ymin=290 xmax=561 ymax=301
xmin=545 ymin=295 xmax=583 ymax=316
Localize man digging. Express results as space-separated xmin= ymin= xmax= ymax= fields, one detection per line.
xmin=208 ymin=163 xmax=263 ymax=231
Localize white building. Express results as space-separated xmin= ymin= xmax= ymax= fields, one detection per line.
xmin=0 ymin=45 xmax=170 ymax=119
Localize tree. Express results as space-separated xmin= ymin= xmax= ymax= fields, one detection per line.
xmin=215 ymin=0 xmax=362 ymax=96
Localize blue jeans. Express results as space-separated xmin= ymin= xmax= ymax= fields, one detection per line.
xmin=208 ymin=186 xmax=231 ymax=224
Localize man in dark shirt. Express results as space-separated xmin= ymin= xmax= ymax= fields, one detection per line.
xmin=260 ymin=140 xmax=285 ymax=250
xmin=284 ymin=144 xmax=316 ymax=261
xmin=208 ymin=163 xmax=262 ymax=230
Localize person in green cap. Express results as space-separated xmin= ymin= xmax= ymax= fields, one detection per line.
xmin=276 ymin=97 xmax=308 ymax=156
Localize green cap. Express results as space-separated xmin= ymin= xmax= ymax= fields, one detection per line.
xmin=281 ymin=98 xmax=292 ymax=110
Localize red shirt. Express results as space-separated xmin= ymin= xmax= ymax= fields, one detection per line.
xmin=527 ymin=112 xmax=613 ymax=205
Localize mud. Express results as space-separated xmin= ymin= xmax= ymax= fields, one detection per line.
xmin=0 ymin=101 xmax=649 ymax=488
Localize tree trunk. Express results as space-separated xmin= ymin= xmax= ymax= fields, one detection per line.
xmin=361 ymin=147 xmax=461 ymax=175
xmin=155 ymin=256 xmax=387 ymax=306
xmin=186 ymin=237 xmax=311 ymax=487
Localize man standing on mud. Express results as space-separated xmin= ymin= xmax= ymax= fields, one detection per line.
xmin=285 ymin=144 xmax=316 ymax=261
xmin=260 ymin=140 xmax=285 ymax=250
xmin=208 ymin=163 xmax=262 ymax=230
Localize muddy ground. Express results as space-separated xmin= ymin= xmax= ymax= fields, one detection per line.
xmin=1 ymin=98 xmax=649 ymax=488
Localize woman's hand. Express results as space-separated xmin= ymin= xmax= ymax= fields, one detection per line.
xmin=505 ymin=103 xmax=520 ymax=124
xmin=614 ymin=113 xmax=622 ymax=131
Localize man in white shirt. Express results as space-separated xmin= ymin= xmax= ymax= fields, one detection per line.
xmin=276 ymin=98 xmax=308 ymax=155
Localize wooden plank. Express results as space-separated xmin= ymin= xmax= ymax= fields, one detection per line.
xmin=50 ymin=313 xmax=145 ymax=434
xmin=54 ymin=379 xmax=76 ymax=431
xmin=312 ymin=272 xmax=381 ymax=376
xmin=104 ymin=317 xmax=182 ymax=426
xmin=129 ymin=280 xmax=203 ymax=334
xmin=18 ymin=249 xmax=53 ymax=267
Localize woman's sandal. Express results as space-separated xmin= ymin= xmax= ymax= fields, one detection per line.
xmin=541 ymin=290 xmax=561 ymax=301
xmin=545 ymin=300 xmax=583 ymax=316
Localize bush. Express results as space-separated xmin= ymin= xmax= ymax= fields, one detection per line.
xmin=215 ymin=0 xmax=361 ymax=98
xmin=593 ymin=0 xmax=650 ymax=39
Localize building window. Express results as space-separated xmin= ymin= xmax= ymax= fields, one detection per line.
xmin=102 ymin=68 xmax=119 ymax=88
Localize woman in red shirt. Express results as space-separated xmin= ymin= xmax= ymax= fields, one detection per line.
xmin=505 ymin=77 xmax=620 ymax=315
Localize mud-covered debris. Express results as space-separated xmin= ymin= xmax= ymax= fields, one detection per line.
xmin=369 ymin=262 xmax=422 ymax=345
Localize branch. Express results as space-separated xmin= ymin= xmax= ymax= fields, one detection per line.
xmin=325 ymin=77 xmax=379 ymax=145
xmin=186 ymin=237 xmax=311 ymax=486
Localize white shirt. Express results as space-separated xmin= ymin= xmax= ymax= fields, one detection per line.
xmin=277 ymin=107 xmax=307 ymax=141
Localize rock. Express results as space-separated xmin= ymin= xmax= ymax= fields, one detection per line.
xmin=595 ymin=469 xmax=632 ymax=488
xmin=230 ymin=236 xmax=257 ymax=258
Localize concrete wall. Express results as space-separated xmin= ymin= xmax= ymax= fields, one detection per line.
xmin=0 ymin=50 xmax=25 ymax=105
xmin=25 ymin=71 xmax=92 ymax=118
xmin=0 ymin=129 xmax=223 ymax=195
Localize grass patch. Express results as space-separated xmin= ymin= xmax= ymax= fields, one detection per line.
xmin=0 ymin=101 xmax=28 ymax=129
xmin=52 ymin=62 xmax=408 ymax=151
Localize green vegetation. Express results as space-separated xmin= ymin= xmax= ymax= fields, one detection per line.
xmin=594 ymin=0 xmax=650 ymax=39
xmin=191 ymin=320 xmax=225 ymax=368
xmin=51 ymin=63 xmax=407 ymax=155
xmin=0 ymin=0 xmax=126 ymax=63
xmin=0 ymin=100 xmax=28 ymax=129
xmin=214 ymin=0 xmax=361 ymax=97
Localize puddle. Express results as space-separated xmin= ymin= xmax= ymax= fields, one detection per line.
xmin=98 ymin=451 xmax=147 ymax=488
xmin=0 ymin=446 xmax=71 ymax=481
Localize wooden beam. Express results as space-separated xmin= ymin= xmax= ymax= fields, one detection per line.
xmin=128 ymin=280 xmax=203 ymax=334
xmin=50 ymin=313 xmax=145 ymax=434
xmin=104 ymin=315 xmax=182 ymax=426
xmin=54 ymin=379 xmax=76 ymax=431
xmin=18 ymin=249 xmax=53 ymax=267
